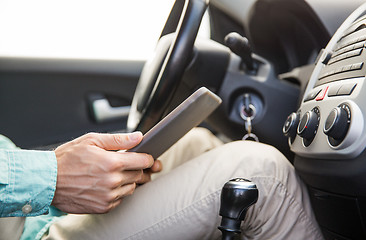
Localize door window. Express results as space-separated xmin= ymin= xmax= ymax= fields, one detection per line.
xmin=0 ymin=0 xmax=209 ymax=60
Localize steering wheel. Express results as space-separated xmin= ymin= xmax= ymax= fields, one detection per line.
xmin=127 ymin=0 xmax=208 ymax=133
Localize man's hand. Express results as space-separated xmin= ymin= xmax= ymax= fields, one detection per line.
xmin=52 ymin=132 xmax=154 ymax=214
xmin=137 ymin=160 xmax=163 ymax=184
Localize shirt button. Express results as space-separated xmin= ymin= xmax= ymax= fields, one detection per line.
xmin=22 ymin=204 xmax=32 ymax=214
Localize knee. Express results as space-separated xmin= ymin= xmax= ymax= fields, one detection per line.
xmin=219 ymin=141 xmax=288 ymax=164
xmin=183 ymin=127 xmax=222 ymax=148
xmin=209 ymin=141 xmax=294 ymax=181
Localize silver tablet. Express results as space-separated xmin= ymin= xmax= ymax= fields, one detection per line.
xmin=128 ymin=87 xmax=222 ymax=159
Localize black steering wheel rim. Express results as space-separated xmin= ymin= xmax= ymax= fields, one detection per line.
xmin=127 ymin=0 xmax=208 ymax=133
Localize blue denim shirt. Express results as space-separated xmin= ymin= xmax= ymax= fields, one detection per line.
xmin=0 ymin=135 xmax=57 ymax=217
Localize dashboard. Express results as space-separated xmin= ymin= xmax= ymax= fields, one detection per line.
xmin=283 ymin=4 xmax=366 ymax=239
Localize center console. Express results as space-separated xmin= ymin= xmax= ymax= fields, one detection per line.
xmin=283 ymin=4 xmax=366 ymax=239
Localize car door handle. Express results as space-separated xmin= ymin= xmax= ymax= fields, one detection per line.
xmin=91 ymin=98 xmax=130 ymax=123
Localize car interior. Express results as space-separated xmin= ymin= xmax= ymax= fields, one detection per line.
xmin=1 ymin=0 xmax=366 ymax=239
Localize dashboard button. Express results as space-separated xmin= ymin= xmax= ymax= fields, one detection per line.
xmin=337 ymin=84 xmax=357 ymax=96
xmin=304 ymin=89 xmax=321 ymax=102
xmin=316 ymin=86 xmax=329 ymax=101
xmin=328 ymin=86 xmax=341 ymax=97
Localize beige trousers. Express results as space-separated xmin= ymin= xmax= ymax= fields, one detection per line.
xmin=41 ymin=128 xmax=323 ymax=240
xmin=0 ymin=216 xmax=24 ymax=240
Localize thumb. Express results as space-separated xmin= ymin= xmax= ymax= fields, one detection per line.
xmin=87 ymin=132 xmax=143 ymax=151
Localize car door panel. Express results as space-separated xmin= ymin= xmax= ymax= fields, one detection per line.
xmin=0 ymin=57 xmax=144 ymax=149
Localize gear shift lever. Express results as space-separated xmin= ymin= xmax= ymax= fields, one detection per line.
xmin=224 ymin=32 xmax=257 ymax=73
xmin=218 ymin=178 xmax=258 ymax=240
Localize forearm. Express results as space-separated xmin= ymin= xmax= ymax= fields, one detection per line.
xmin=0 ymin=149 xmax=57 ymax=217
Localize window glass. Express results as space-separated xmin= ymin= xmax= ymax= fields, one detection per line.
xmin=0 ymin=0 xmax=196 ymax=60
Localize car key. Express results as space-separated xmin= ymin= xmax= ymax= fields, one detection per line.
xmin=242 ymin=117 xmax=259 ymax=142
xmin=240 ymin=97 xmax=259 ymax=142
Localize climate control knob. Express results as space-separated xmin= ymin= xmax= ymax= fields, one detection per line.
xmin=283 ymin=112 xmax=299 ymax=140
xmin=324 ymin=104 xmax=351 ymax=146
xmin=297 ymin=108 xmax=320 ymax=146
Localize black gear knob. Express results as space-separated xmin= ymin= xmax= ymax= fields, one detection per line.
xmin=224 ymin=32 xmax=257 ymax=72
xmin=218 ymin=178 xmax=258 ymax=239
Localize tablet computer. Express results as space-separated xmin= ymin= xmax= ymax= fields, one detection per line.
xmin=128 ymin=87 xmax=222 ymax=159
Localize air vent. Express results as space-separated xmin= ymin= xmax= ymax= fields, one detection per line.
xmin=328 ymin=18 xmax=366 ymax=65
xmin=354 ymin=24 xmax=366 ymax=32
xmin=315 ymin=15 xmax=366 ymax=86
xmin=341 ymin=16 xmax=366 ymax=39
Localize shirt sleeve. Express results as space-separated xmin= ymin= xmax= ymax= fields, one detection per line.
xmin=0 ymin=135 xmax=57 ymax=217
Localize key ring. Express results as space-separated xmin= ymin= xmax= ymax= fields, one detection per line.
xmin=240 ymin=104 xmax=256 ymax=120
xmin=242 ymin=133 xmax=259 ymax=142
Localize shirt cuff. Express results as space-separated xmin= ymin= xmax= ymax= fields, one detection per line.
xmin=0 ymin=149 xmax=57 ymax=217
